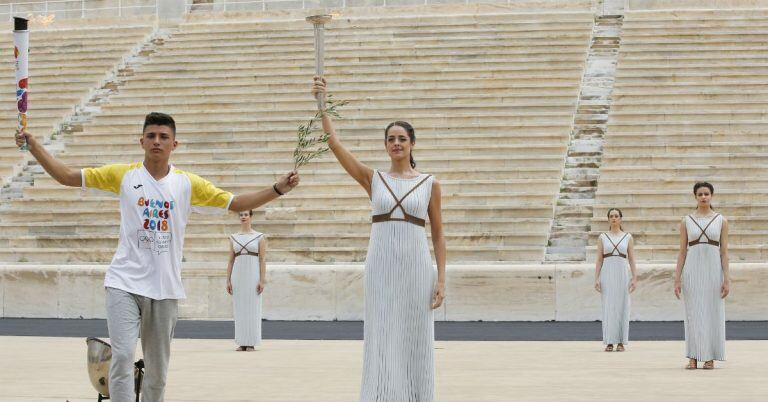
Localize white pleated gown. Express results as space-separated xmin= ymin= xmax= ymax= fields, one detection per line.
xmin=599 ymin=232 xmax=631 ymax=345
xmin=682 ymin=215 xmax=726 ymax=361
xmin=360 ymin=171 xmax=436 ymax=402
xmin=230 ymin=232 xmax=263 ymax=347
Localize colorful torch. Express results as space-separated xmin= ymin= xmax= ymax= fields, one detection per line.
xmin=14 ymin=17 xmax=29 ymax=151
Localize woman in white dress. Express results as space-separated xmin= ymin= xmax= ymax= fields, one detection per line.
xmin=313 ymin=76 xmax=446 ymax=402
xmin=226 ymin=209 xmax=267 ymax=351
xmin=594 ymin=208 xmax=637 ymax=352
xmin=674 ymin=182 xmax=730 ymax=369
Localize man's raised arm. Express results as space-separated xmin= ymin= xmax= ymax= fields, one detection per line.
xmin=15 ymin=130 xmax=80 ymax=187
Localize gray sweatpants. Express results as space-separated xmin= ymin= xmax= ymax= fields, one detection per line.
xmin=106 ymin=287 xmax=178 ymax=402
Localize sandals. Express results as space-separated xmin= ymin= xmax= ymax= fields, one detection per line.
xmin=236 ymin=346 xmax=247 ymax=352
xmin=685 ymin=359 xmax=714 ymax=369
xmin=604 ymin=344 xmax=626 ymax=352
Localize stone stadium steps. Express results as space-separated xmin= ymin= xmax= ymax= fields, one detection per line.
xmin=588 ymin=215 xmax=768 ymax=232
xmin=55 ymin=133 xmax=568 ymax=152
xmin=591 ymin=202 xmax=768 ymax=216
xmin=0 ymin=24 xmax=154 ymax=186
xmin=28 ymin=166 xmax=561 ymax=183
xmin=0 ymin=10 xmax=594 ymax=264
xmin=586 ymin=245 xmax=767 ymax=262
xmin=592 ymin=10 xmax=768 ymax=262
xmin=596 ymin=189 xmax=767 ymax=204
xmin=69 ymin=121 xmax=574 ymax=135
xmin=50 ymin=154 xmax=565 ymax=169
xmin=1 ymin=245 xmax=546 ymax=263
xmin=2 ymin=192 xmax=556 ymax=210
xmin=22 ymin=179 xmax=561 ymax=198
xmin=49 ymin=144 xmax=565 ymax=161
xmin=596 ymin=177 xmax=767 ymax=191
xmin=0 ymin=206 xmax=555 ymax=223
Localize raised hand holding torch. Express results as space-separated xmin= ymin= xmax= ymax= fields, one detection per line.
xmin=13 ymin=17 xmax=29 ymax=151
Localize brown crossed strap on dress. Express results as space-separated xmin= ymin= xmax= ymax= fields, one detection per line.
xmin=232 ymin=234 xmax=261 ymax=258
xmin=602 ymin=233 xmax=629 ymax=259
xmin=371 ymin=171 xmax=432 ymax=227
xmin=687 ymin=214 xmax=721 ymax=247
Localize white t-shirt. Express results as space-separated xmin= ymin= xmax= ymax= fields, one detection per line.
xmin=82 ymin=162 xmax=233 ymax=300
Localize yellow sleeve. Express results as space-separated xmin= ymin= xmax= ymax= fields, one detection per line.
xmin=184 ymin=171 xmax=233 ymax=213
xmin=82 ymin=163 xmax=135 ymax=194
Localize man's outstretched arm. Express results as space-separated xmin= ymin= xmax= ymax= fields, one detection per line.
xmin=228 ymin=171 xmax=300 ymax=212
xmin=16 ymin=130 xmax=80 ymax=187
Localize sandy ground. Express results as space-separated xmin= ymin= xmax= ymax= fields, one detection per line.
xmin=1 ymin=337 xmax=766 ymax=401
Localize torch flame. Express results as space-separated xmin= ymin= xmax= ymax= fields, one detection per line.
xmin=27 ymin=13 xmax=55 ymax=28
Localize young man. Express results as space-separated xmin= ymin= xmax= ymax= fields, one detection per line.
xmin=15 ymin=112 xmax=299 ymax=402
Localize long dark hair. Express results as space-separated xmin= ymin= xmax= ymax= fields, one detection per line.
xmin=384 ymin=121 xmax=416 ymax=168
xmin=607 ymin=207 xmax=624 ymax=231
xmin=693 ymin=182 xmax=715 ymax=210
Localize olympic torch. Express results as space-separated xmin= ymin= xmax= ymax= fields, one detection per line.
xmin=13 ymin=17 xmax=29 ymax=151
xmin=306 ymin=14 xmax=332 ymax=111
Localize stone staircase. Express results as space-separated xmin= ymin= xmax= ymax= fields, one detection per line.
xmin=188 ymin=0 xmax=214 ymax=13
xmin=546 ymin=14 xmax=623 ymax=262
xmin=590 ymin=10 xmax=768 ymax=262
xmin=0 ymin=24 xmax=155 ymax=191
xmin=0 ymin=9 xmax=594 ymax=264
xmin=3 ymin=8 xmax=761 ymax=267
xmin=0 ymin=26 xmax=174 ymax=203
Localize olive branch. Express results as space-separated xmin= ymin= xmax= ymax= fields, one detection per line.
xmin=293 ymin=95 xmax=348 ymax=170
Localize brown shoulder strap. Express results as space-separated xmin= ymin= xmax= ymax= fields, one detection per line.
xmin=376 ymin=170 xmax=400 ymax=204
xmin=232 ymin=234 xmax=261 ymax=254
xmin=688 ymin=214 xmax=720 ymax=242
xmin=377 ymin=171 xmax=432 ymax=217
xmin=396 ymin=175 xmax=432 ymax=205
xmin=604 ymin=233 xmax=629 ymax=256
xmin=700 ymin=214 xmax=721 ymax=234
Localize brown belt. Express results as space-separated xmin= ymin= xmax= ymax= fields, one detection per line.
xmin=371 ymin=213 xmax=426 ymax=227
xmin=688 ymin=239 xmax=720 ymax=247
xmin=235 ymin=252 xmax=259 ymax=258
xmin=602 ymin=253 xmax=627 ymax=259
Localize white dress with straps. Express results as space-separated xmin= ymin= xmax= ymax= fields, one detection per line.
xmin=682 ymin=214 xmax=726 ymax=361
xmin=360 ymin=171 xmax=436 ymax=402
xmin=230 ymin=231 xmax=263 ymax=347
xmin=599 ymin=232 xmax=632 ymax=345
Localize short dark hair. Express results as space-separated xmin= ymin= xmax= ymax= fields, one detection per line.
xmin=143 ymin=112 xmax=176 ymax=135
